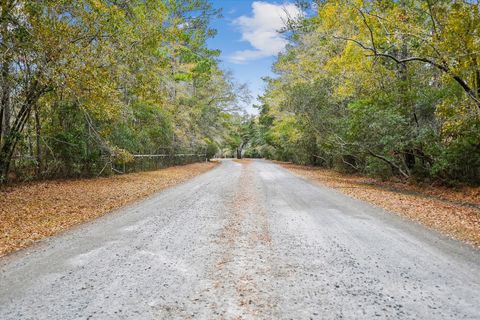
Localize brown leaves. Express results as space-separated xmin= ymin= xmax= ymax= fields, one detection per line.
xmin=0 ymin=162 xmax=217 ymax=257
xmin=233 ymin=159 xmax=252 ymax=165
xmin=280 ymin=163 xmax=480 ymax=247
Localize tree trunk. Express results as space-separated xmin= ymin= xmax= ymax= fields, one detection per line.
xmin=0 ymin=1 xmax=12 ymax=145
xmin=0 ymin=83 xmax=43 ymax=182
xmin=236 ymin=142 xmax=245 ymax=159
xmin=0 ymin=43 xmax=10 ymax=147
xmin=0 ymin=135 xmax=16 ymax=182
xmin=35 ymin=103 xmax=42 ymax=176
xmin=236 ymin=147 xmax=242 ymax=159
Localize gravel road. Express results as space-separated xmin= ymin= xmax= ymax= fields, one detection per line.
xmin=1 ymin=160 xmax=479 ymax=319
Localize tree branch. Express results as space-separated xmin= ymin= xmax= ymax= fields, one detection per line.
xmin=367 ymin=149 xmax=410 ymax=178
xmin=333 ymin=36 xmax=480 ymax=108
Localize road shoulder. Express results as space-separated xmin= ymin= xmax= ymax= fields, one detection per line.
xmin=278 ymin=162 xmax=480 ymax=248
xmin=0 ymin=162 xmax=218 ymax=257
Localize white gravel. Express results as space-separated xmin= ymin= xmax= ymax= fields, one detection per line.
xmin=0 ymin=159 xmax=479 ymax=319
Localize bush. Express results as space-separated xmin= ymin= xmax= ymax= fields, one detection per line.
xmin=205 ymin=140 xmax=218 ymax=160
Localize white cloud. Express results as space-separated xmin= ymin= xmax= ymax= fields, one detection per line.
xmin=229 ymin=1 xmax=303 ymax=64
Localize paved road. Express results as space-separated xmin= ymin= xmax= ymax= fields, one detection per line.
xmin=1 ymin=160 xmax=479 ymax=319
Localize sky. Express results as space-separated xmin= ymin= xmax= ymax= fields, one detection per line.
xmin=207 ymin=1 xmax=302 ymax=114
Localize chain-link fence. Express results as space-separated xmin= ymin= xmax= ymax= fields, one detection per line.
xmin=115 ymin=153 xmax=207 ymax=174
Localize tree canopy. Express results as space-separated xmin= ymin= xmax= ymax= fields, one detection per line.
xmin=0 ymin=0 xmax=247 ymax=182
xmin=2 ymin=0 xmax=479 ymax=185
xmin=239 ymin=0 xmax=480 ymax=184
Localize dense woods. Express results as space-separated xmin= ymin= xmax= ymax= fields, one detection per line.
xmin=2 ymin=0 xmax=479 ymax=185
xmin=0 ymin=0 xmax=246 ymax=183
xmin=238 ymin=0 xmax=480 ymax=184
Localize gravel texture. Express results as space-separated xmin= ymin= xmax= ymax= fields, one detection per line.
xmin=0 ymin=162 xmax=217 ymax=256
xmin=0 ymin=159 xmax=479 ymax=319
xmin=279 ymin=162 xmax=480 ymax=247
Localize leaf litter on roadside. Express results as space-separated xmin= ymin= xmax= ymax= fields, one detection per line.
xmin=0 ymin=162 xmax=217 ymax=257
xmin=279 ymin=162 xmax=480 ymax=247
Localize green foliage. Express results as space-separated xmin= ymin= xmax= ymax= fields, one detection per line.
xmin=204 ymin=139 xmax=218 ymax=160
xmin=1 ymin=0 xmax=244 ymax=182
xmin=252 ymin=0 xmax=480 ymax=184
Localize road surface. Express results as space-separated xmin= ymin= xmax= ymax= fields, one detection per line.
xmin=1 ymin=160 xmax=479 ymax=319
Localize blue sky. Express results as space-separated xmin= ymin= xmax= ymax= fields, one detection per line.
xmin=207 ymin=1 xmax=302 ymax=114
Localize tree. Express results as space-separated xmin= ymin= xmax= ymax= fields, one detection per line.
xmin=253 ymin=0 xmax=480 ymax=183
xmin=0 ymin=0 xmax=242 ymax=182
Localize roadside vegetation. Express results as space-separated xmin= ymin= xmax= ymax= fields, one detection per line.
xmin=215 ymin=0 xmax=480 ymax=246
xmin=0 ymin=0 xmax=247 ymax=184
xmin=2 ymin=0 xmax=479 ymax=253
xmin=227 ymin=0 xmax=480 ymax=186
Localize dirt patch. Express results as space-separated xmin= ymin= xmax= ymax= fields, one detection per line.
xmin=211 ymin=161 xmax=274 ymax=318
xmin=279 ymin=162 xmax=480 ymax=247
xmin=233 ymin=159 xmax=252 ymax=165
xmin=0 ymin=162 xmax=217 ymax=257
